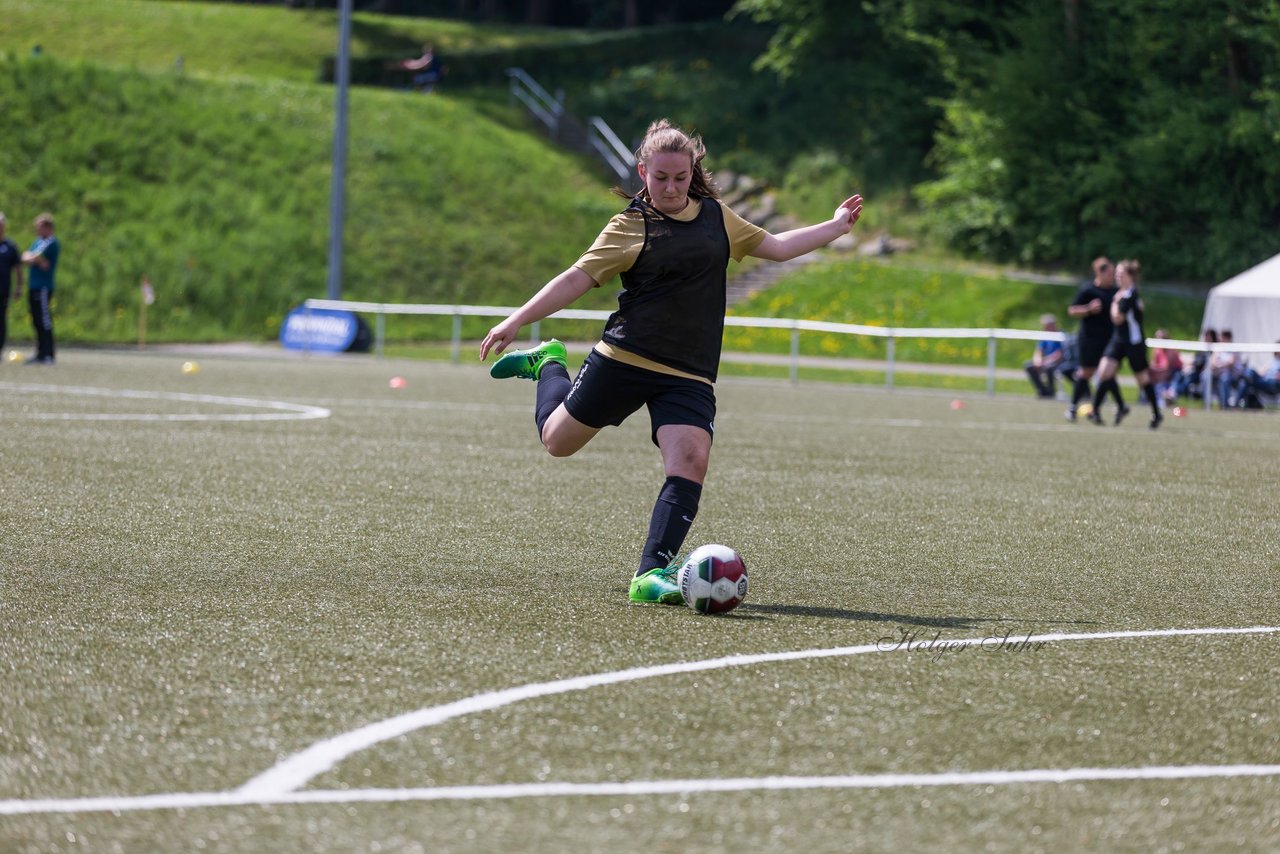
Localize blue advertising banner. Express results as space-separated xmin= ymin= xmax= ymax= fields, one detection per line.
xmin=280 ymin=307 xmax=367 ymax=352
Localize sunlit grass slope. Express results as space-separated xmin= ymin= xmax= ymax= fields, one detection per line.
xmin=0 ymin=55 xmax=618 ymax=342
xmin=1 ymin=0 xmax=568 ymax=82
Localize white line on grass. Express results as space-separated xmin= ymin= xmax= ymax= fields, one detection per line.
xmin=0 ymin=382 xmax=330 ymax=422
xmin=740 ymin=410 xmax=1280 ymax=441
xmin=1 ymin=626 xmax=1276 ymax=817
xmin=240 ymin=625 xmax=1280 ymax=798
xmin=4 ymin=764 xmax=1280 ymax=816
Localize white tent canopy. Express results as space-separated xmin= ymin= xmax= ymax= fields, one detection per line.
xmin=1202 ymin=252 xmax=1280 ymax=366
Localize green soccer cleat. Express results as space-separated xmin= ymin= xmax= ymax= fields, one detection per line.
xmin=489 ymin=339 xmax=568 ymax=381
xmin=628 ymin=564 xmax=684 ymax=605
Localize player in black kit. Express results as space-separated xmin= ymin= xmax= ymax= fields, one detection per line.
xmin=480 ymin=119 xmax=862 ymax=605
xmin=1088 ymin=259 xmax=1162 ymax=429
xmin=0 ymin=213 xmax=24 ymax=354
xmin=1065 ymin=256 xmax=1119 ymax=421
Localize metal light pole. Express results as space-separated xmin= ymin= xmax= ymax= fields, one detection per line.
xmin=325 ymin=0 xmax=352 ymax=301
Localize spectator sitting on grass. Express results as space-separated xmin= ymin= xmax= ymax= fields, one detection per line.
xmin=1177 ymin=328 xmax=1216 ymax=400
xmin=1024 ymin=313 xmax=1064 ymax=399
xmin=1233 ymin=342 xmax=1280 ymax=406
xmin=1212 ymin=329 xmax=1243 ymax=408
xmin=1054 ymin=331 xmax=1080 ymax=392
xmin=1149 ymin=329 xmax=1183 ymax=407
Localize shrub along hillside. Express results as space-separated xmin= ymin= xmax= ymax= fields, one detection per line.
xmin=0 ymin=55 xmax=619 ymax=343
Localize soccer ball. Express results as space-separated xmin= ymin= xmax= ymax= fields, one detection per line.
xmin=1076 ymin=402 xmax=1094 ymax=419
xmin=677 ymin=544 xmax=748 ymax=615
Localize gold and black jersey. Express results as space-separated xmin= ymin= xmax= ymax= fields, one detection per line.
xmin=572 ymin=196 xmax=765 ymax=383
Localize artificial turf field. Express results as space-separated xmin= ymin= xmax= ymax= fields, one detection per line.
xmin=1 ymin=349 xmax=1277 ymax=853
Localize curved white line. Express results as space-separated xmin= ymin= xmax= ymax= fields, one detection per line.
xmin=0 ymin=382 xmax=330 ymax=422
xmin=4 ymin=764 xmax=1279 ymax=816
xmin=239 ymin=625 xmax=1280 ymax=797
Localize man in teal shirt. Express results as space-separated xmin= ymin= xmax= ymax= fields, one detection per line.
xmin=21 ymin=212 xmax=59 ymax=365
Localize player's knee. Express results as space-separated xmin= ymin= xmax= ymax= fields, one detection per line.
xmin=691 ymin=448 xmax=711 ymax=476
xmin=541 ymin=432 xmax=579 ymax=458
xmin=670 ymin=448 xmax=709 ymax=481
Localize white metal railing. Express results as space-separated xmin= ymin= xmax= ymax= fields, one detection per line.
xmin=300 ymin=299 xmax=1277 ymax=401
xmin=505 ymin=68 xmax=563 ymax=135
xmin=586 ymin=115 xmax=635 ymax=184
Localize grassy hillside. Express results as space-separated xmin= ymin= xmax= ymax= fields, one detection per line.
xmin=0 ymin=55 xmax=619 ymax=342
xmin=1 ymin=0 xmax=568 ymax=82
xmin=3 ymin=1 xmax=897 ymax=207
xmin=0 ymin=0 xmax=1205 ymax=352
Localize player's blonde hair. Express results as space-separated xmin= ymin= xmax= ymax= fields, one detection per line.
xmin=616 ymin=118 xmax=718 ymax=202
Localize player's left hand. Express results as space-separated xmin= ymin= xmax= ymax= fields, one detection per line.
xmin=833 ymin=194 xmax=863 ymax=232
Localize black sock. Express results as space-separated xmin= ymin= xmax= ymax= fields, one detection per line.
xmin=638 ymin=475 xmax=702 ymax=575
xmin=1072 ymin=377 xmax=1092 ymax=406
xmin=1091 ymin=379 xmax=1108 ymax=412
xmin=534 ymin=362 xmax=570 ymax=439
xmin=1143 ymin=382 xmax=1159 ymax=416
xmin=1110 ymin=380 xmax=1126 ymax=409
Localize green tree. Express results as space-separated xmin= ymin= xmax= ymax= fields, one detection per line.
xmin=729 ymin=0 xmax=945 ymax=189
xmin=735 ymin=0 xmax=1280 ymax=280
xmin=915 ymin=0 xmax=1280 ymax=281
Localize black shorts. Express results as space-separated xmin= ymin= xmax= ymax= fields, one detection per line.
xmin=1078 ymin=336 xmax=1109 ymax=369
xmin=564 ymin=351 xmax=717 ymax=446
xmin=1104 ymin=338 xmax=1150 ymax=373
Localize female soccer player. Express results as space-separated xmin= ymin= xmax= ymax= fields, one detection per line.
xmin=480 ymin=119 xmax=862 ymax=604
xmin=1088 ymin=259 xmax=1162 ymax=429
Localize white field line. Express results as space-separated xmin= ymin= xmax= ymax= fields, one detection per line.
xmin=238 ymin=625 xmax=1280 ymax=798
xmin=308 ymin=396 xmax=1280 ymax=442
xmin=0 ymin=382 xmax=330 ymax=422
xmin=4 ymin=764 xmax=1280 ymax=816
xmin=1 ymin=626 xmax=1276 ymax=817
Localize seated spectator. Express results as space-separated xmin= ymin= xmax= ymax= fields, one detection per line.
xmin=1234 ymin=342 xmax=1280 ymax=407
xmin=1177 ymin=328 xmax=1217 ymax=400
xmin=1024 ymin=313 xmax=1064 ymax=399
xmin=1055 ymin=330 xmax=1081 ymax=390
xmin=1212 ymin=329 xmax=1244 ymax=408
xmin=1148 ymin=329 xmax=1184 ymax=408
xmin=396 ymin=43 xmax=442 ymax=93
xmin=1261 ymin=345 xmax=1280 ymax=392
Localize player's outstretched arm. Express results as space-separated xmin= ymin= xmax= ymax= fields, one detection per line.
xmin=480 ymin=266 xmax=597 ymax=360
xmin=749 ymin=194 xmax=862 ymax=263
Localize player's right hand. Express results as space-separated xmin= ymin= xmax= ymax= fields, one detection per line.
xmin=479 ymin=321 xmax=518 ymax=361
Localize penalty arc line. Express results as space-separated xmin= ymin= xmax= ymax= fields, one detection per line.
xmin=236 ymin=625 xmax=1280 ymax=798
xmin=4 ymin=764 xmax=1280 ymax=816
